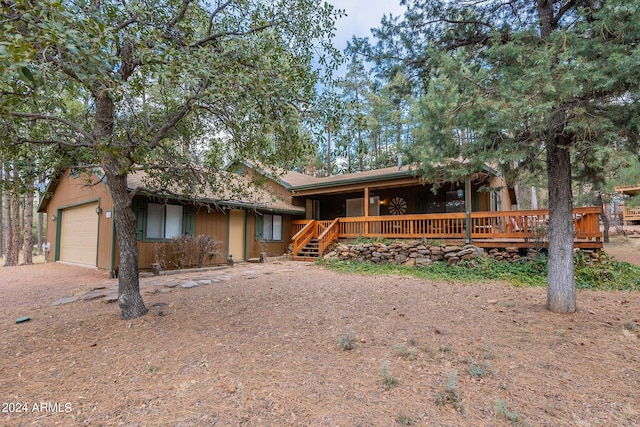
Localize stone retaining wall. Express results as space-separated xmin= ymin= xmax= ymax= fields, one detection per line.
xmin=323 ymin=240 xmax=603 ymax=267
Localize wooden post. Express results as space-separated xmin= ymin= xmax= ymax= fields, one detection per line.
xmin=465 ymin=178 xmax=472 ymax=244
xmin=364 ymin=187 xmax=369 ymax=236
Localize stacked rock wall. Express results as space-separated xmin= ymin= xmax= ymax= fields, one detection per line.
xmin=322 ymin=240 xmax=604 ymax=266
xmin=325 ymin=241 xmax=486 ymax=267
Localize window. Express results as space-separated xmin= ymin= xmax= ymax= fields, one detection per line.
xmin=256 ymin=214 xmax=282 ymax=242
xmin=346 ymin=197 xmax=379 ymax=217
xmin=146 ymin=203 xmax=184 ymax=239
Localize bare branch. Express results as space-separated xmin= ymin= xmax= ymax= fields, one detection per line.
xmin=190 ymin=22 xmax=279 ymax=48
xmin=148 ymin=101 xmax=193 ymax=149
xmin=164 ymin=0 xmax=195 ymax=36
xmin=9 ymin=112 xmax=96 ymax=143
xmin=207 ymin=0 xmax=233 ymax=34
xmin=115 ymin=16 xmax=138 ymax=32
xmin=553 ymin=0 xmax=578 ymax=28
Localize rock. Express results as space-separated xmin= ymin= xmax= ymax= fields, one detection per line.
xmin=404 ymin=258 xmax=416 ymax=267
xmin=82 ymin=290 xmax=108 ymax=301
xmin=447 ymin=257 xmax=460 ymax=266
xmin=456 ymin=248 xmax=475 ymax=258
xmin=52 ymin=296 xmax=78 ymax=306
xmin=198 ymin=279 xmax=212 ymax=286
xmin=395 ymin=254 xmax=408 ymax=264
xmin=181 ymin=281 xmax=200 ymax=288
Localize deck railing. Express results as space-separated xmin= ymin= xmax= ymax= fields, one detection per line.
xmin=317 ymin=218 xmax=340 ymax=255
xmin=291 ymin=221 xmax=317 ymax=257
xmin=291 ymin=220 xmax=340 ymax=258
xmin=291 ymin=207 xmax=602 ymax=255
xmin=623 ymin=206 xmax=640 ymax=223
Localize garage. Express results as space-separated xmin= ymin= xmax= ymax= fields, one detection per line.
xmin=59 ymin=202 xmax=99 ymax=267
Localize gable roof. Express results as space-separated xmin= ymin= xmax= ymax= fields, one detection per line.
xmin=39 ymin=168 xmax=305 ymax=215
xmin=287 ymin=165 xmax=419 ymax=191
xmin=127 ymin=170 xmax=305 ymax=215
xmin=240 ymin=160 xmax=419 ymax=190
xmin=242 ymin=160 xmax=499 ymax=194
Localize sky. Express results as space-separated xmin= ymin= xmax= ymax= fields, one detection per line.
xmin=328 ymin=0 xmax=407 ymax=51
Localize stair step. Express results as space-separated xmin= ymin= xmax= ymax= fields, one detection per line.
xmin=293 ymin=256 xmax=318 ymax=262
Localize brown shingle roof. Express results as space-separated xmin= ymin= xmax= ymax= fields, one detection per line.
xmin=127 ymin=170 xmax=304 ymax=214
xmin=287 ymin=165 xmax=418 ymax=190
xmin=242 ymin=160 xmax=418 ymax=189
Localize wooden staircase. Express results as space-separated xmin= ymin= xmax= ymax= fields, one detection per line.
xmin=291 ymin=219 xmax=340 ymax=261
xmin=293 ymin=239 xmax=320 ymax=262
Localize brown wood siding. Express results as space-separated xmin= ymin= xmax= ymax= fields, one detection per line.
xmin=135 ymin=207 xmax=229 ymax=270
xmin=247 ymin=212 xmax=294 ymax=258
xmin=489 ymin=176 xmax=514 ymax=211
xmin=195 ymin=208 xmax=229 ymax=264
xmin=43 ymin=170 xmax=115 ymax=270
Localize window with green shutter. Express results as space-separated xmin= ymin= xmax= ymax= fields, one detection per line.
xmin=255 ymin=213 xmax=282 ymax=242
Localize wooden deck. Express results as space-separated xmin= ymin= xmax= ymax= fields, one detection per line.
xmin=291 ymin=207 xmax=603 ymax=259
xmin=622 ymin=206 xmax=640 ymax=225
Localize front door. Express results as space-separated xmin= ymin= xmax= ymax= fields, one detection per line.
xmin=228 ymin=209 xmax=246 ymax=261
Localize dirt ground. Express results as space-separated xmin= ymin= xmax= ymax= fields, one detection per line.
xmin=0 ymin=240 xmax=639 ymax=426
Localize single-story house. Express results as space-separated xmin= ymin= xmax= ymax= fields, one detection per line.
xmin=39 ymin=162 xmax=602 ymax=272
xmin=38 ymin=167 xmax=306 ymax=276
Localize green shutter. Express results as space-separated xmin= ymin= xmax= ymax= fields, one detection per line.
xmin=255 ymin=214 xmax=264 ymax=241
xmin=184 ymin=205 xmax=196 ymax=237
xmin=132 ymin=198 xmax=145 ymax=241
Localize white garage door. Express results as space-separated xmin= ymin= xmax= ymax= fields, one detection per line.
xmin=59 ymin=203 xmax=99 ymax=267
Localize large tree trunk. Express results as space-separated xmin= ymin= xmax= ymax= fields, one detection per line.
xmin=4 ymin=165 xmax=19 ymax=266
xmin=0 ymin=168 xmax=4 ymax=259
xmin=94 ymin=90 xmax=147 ymax=319
xmin=597 ymin=193 xmax=609 ymax=243
xmin=546 ymin=134 xmax=576 ymax=313
xmin=23 ymin=187 xmax=33 ymax=265
xmin=538 ymin=0 xmax=575 ymax=314
xmin=105 ymin=165 xmax=148 ymax=319
xmin=9 ymin=183 xmax=20 ymax=266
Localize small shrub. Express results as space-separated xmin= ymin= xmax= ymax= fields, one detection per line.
xmin=434 ymin=371 xmax=463 ymax=412
xmin=439 ymin=344 xmax=452 ymax=354
xmin=146 ymin=365 xmax=160 ymax=374
xmin=483 ymin=344 xmax=496 ymax=360
xmin=495 ymin=399 xmax=525 ymax=425
xmin=394 ymin=343 xmax=418 ymax=360
xmin=469 ymin=361 xmax=492 ymax=378
xmin=154 ymin=234 xmax=219 ymax=270
xmin=624 ymin=321 xmax=637 ymax=332
xmin=336 ymin=327 xmax=356 ymax=351
xmin=194 ymin=234 xmax=219 ymax=267
xmin=380 ymin=361 xmax=398 ymax=390
xmin=395 ymin=412 xmax=412 ymax=425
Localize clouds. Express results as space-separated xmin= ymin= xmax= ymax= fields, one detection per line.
xmin=329 ymin=0 xmax=407 ymax=50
